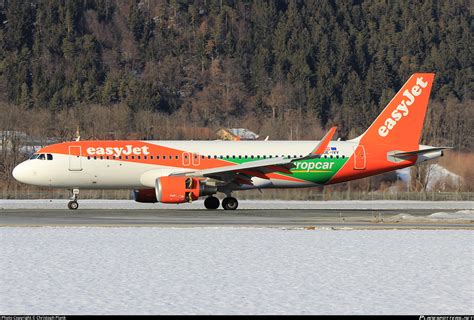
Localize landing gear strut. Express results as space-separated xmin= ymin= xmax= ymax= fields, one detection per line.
xmin=204 ymin=196 xmax=220 ymax=210
xmin=222 ymin=197 xmax=238 ymax=210
xmin=68 ymin=188 xmax=79 ymax=210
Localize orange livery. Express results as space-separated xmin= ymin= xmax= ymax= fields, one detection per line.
xmin=13 ymin=73 xmax=450 ymax=210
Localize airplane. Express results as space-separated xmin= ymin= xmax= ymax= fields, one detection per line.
xmin=12 ymin=73 xmax=450 ymax=210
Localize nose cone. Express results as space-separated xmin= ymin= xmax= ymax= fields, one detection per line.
xmin=12 ymin=162 xmax=28 ymax=184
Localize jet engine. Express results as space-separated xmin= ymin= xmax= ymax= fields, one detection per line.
xmin=155 ymin=176 xmax=217 ymax=203
xmin=133 ymin=188 xmax=157 ymax=203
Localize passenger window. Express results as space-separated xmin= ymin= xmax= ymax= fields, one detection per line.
xmin=137 ymin=156 xmax=141 ymax=160
xmin=94 ymin=156 xmax=97 ymax=160
xmin=150 ymin=156 xmax=153 ymax=160
xmin=87 ymin=156 xmax=91 ymax=160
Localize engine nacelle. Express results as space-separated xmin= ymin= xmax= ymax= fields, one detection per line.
xmin=133 ymin=188 xmax=157 ymax=203
xmin=155 ymin=176 xmax=217 ymax=203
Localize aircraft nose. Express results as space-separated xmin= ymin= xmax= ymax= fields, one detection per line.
xmin=12 ymin=162 xmax=28 ymax=183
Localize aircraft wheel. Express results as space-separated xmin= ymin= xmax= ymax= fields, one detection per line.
xmin=204 ymin=196 xmax=220 ymax=210
xmin=68 ymin=201 xmax=79 ymax=210
xmin=222 ymin=197 xmax=238 ymax=210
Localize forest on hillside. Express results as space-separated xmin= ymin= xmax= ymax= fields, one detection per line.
xmin=0 ymin=0 xmax=473 ymax=194
xmin=0 ymin=0 xmax=472 ymax=146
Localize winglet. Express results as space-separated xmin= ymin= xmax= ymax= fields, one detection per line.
xmin=310 ymin=126 xmax=337 ymax=155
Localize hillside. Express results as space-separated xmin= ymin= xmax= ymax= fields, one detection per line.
xmin=0 ymin=0 xmax=472 ymax=147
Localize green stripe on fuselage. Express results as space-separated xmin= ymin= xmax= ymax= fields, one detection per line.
xmin=287 ymin=157 xmax=348 ymax=184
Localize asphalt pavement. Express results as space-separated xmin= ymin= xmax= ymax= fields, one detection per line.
xmin=0 ymin=208 xmax=472 ymax=229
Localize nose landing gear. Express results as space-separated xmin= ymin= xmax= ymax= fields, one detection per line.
xmin=68 ymin=188 xmax=79 ymax=210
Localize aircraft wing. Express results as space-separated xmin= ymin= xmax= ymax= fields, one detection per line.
xmin=171 ymin=127 xmax=337 ymax=185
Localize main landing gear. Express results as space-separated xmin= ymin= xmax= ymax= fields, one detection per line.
xmin=204 ymin=196 xmax=220 ymax=209
xmin=204 ymin=196 xmax=239 ymax=210
xmin=222 ymin=197 xmax=238 ymax=210
xmin=68 ymin=188 xmax=79 ymax=210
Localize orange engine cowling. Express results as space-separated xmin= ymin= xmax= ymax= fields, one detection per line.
xmin=155 ymin=176 xmax=216 ymax=203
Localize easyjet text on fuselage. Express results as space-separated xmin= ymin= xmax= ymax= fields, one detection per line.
xmin=87 ymin=145 xmax=150 ymax=157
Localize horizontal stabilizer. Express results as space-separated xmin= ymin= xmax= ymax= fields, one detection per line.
xmin=393 ymin=147 xmax=452 ymax=159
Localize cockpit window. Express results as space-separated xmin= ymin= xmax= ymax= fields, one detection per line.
xmin=29 ymin=153 xmax=53 ymax=160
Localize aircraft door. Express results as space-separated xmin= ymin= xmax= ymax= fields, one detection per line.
xmin=353 ymin=145 xmax=366 ymax=170
xmin=192 ymin=154 xmax=201 ymax=166
xmin=182 ymin=152 xmax=191 ymax=166
xmin=69 ymin=146 xmax=83 ymax=171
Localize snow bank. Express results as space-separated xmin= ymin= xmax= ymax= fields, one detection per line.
xmin=1 ymin=228 xmax=472 ymax=315
xmin=426 ymin=164 xmax=462 ymax=191
xmin=389 ymin=210 xmax=474 ymax=222
xmin=429 ymin=209 xmax=474 ymax=220
xmin=0 ymin=199 xmax=472 ymax=210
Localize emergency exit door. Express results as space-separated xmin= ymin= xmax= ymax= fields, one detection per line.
xmin=353 ymin=145 xmax=366 ymax=170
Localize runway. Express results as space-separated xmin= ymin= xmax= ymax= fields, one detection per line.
xmin=0 ymin=208 xmax=472 ymax=229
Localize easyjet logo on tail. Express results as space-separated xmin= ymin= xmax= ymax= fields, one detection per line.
xmin=87 ymin=145 xmax=150 ymax=157
xmin=378 ymin=77 xmax=429 ymax=137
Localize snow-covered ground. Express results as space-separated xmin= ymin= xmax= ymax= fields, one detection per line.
xmin=0 ymin=199 xmax=473 ymax=210
xmin=1 ymin=228 xmax=472 ymax=315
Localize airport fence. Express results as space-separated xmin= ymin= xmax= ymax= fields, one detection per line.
xmin=0 ymin=187 xmax=472 ymax=201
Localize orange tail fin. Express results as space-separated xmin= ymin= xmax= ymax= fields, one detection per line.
xmin=358 ymin=73 xmax=435 ymax=151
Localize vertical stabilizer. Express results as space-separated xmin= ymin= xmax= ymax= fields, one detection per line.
xmin=357 ymin=73 xmax=434 ymax=151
